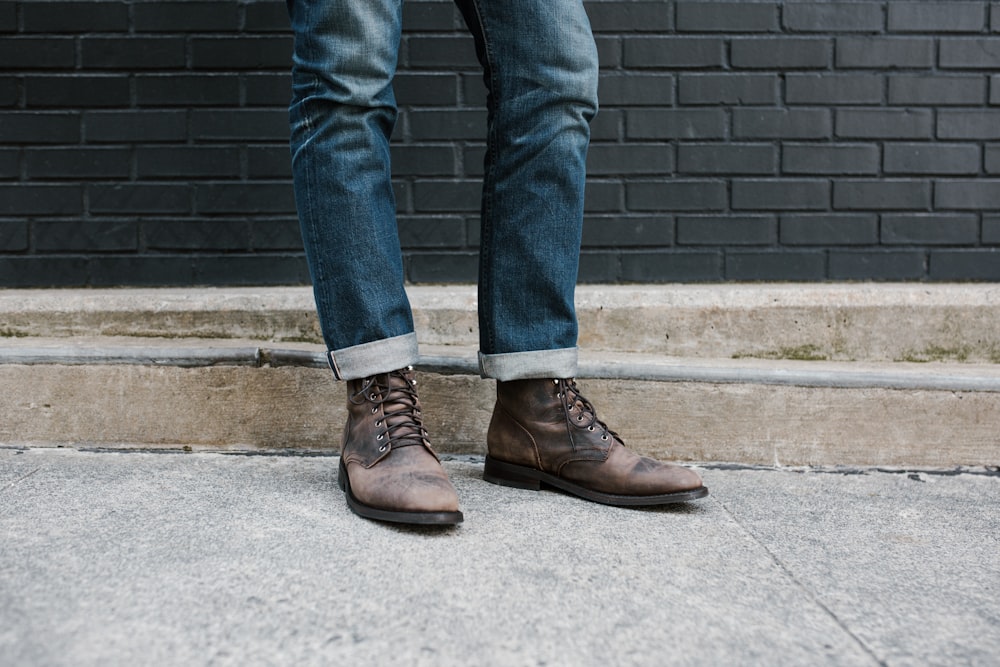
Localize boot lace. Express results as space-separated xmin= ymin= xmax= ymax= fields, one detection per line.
xmin=350 ymin=368 xmax=429 ymax=451
xmin=557 ymin=378 xmax=619 ymax=443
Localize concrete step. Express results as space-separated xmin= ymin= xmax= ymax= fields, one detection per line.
xmin=3 ymin=335 xmax=999 ymax=467
xmin=2 ymin=285 xmax=999 ymax=466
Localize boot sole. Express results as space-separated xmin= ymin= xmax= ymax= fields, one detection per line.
xmin=483 ymin=456 xmax=709 ymax=506
xmin=337 ymin=459 xmax=464 ymax=526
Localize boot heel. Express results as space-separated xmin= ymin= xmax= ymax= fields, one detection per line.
xmin=337 ymin=459 xmax=348 ymax=492
xmin=483 ymin=456 xmax=542 ymax=490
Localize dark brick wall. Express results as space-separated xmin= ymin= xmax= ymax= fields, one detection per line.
xmin=2 ymin=0 xmax=1000 ymax=285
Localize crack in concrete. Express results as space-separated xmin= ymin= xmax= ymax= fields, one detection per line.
xmin=1 ymin=466 xmax=41 ymax=493
xmin=713 ymin=495 xmax=888 ymax=666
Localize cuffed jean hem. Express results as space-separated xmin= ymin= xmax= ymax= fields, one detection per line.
xmin=478 ymin=347 xmax=579 ymax=382
xmin=327 ymin=332 xmax=419 ymax=381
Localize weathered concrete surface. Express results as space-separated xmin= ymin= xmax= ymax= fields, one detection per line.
xmin=3 ymin=357 xmax=1000 ymax=466
xmin=1 ymin=448 xmax=997 ymax=666
xmin=3 ymin=284 xmax=1000 ymax=362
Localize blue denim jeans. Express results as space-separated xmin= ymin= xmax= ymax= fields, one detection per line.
xmin=287 ymin=0 xmax=598 ymax=381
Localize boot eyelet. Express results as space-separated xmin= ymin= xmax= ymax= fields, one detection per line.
xmin=369 ymin=393 xmax=377 ymax=400
xmin=588 ymin=426 xmax=595 ymax=431
xmin=376 ymin=434 xmax=384 ymax=440
xmin=602 ymin=435 xmax=609 ymax=441
xmin=375 ymin=420 xmax=382 ymax=427
xmin=371 ymin=407 xmax=378 ymax=414
xmin=378 ymin=445 xmax=387 ymax=452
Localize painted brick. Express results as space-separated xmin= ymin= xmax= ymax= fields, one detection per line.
xmin=676 ymin=2 xmax=779 ymax=32
xmin=402 ymin=2 xmax=457 ymax=31
xmin=835 ymin=37 xmax=935 ymax=69
xmin=245 ymin=1 xmax=292 ymax=33
xmin=786 ymin=74 xmax=883 ymax=105
xmin=88 ymin=255 xmax=197 ymax=287
xmin=881 ymin=214 xmax=980 ymax=245
xmin=1 ymin=112 xmax=81 ymax=144
xmin=137 ymin=147 xmax=242 ymax=179
xmin=595 ymin=36 xmax=623 ymax=69
xmin=406 ymin=36 xmax=479 ymax=69
xmin=0 ymin=38 xmax=76 ymax=69
xmin=25 ymin=148 xmax=131 ymax=179
xmin=623 ymin=37 xmax=724 ymax=68
xmin=0 ymin=257 xmax=90 ymax=287
xmin=395 ymin=74 xmax=459 ymax=106
xmin=992 ymin=75 xmax=1000 ymax=104
xmin=136 ymin=74 xmax=241 ymax=107
xmin=89 ymin=184 xmax=192 ymax=215
xmin=888 ymin=75 xmax=986 ymax=106
xmin=0 ymin=78 xmax=16 ymax=107
xmin=25 ymin=75 xmax=130 ymax=108
xmin=986 ymin=145 xmax=1000 ymax=173
xmin=190 ymin=37 xmax=292 ymax=70
xmin=940 ymin=39 xmax=1000 ymax=69
xmin=829 ymin=251 xmax=927 ymax=280
xmin=884 ymin=143 xmax=981 ymax=175
xmin=248 ymin=146 xmax=293 ymax=179
xmin=0 ymin=3 xmax=16 ymax=32
xmin=21 ymin=1 xmax=127 ymax=32
xmin=732 ymin=179 xmax=830 ymax=211
xmin=626 ymin=180 xmax=727 ymax=212
xmin=134 ymin=2 xmax=240 ymax=32
xmin=930 ymin=250 xmax=1000 ymax=279
xmin=196 ymin=183 xmax=296 ymax=215
xmin=725 ymin=251 xmax=826 ymax=280
xmin=779 ymin=214 xmax=878 ymax=245
xmin=677 ymin=216 xmax=776 ymax=245
xmin=34 ymin=220 xmax=137 ymax=252
xmin=0 ymin=220 xmax=28 ymax=252
xmin=589 ymin=110 xmax=622 ymax=142
xmin=938 ymin=111 xmax=1000 ymax=139
xmin=250 ymin=219 xmax=303 ymax=250
xmin=619 ymin=251 xmax=723 ymax=282
xmin=245 ymin=73 xmax=292 ymax=107
xmin=0 ymin=185 xmax=83 ymax=215
xmin=888 ymin=2 xmax=986 ymax=33
xmin=397 ymin=217 xmax=467 ymax=249
xmin=627 ymin=109 xmax=728 ymax=140
xmin=600 ymin=73 xmax=674 ymax=106
xmin=784 ymin=3 xmax=884 ymax=32
xmin=190 ymin=254 xmax=309 ymax=286
xmin=0 ymin=149 xmax=18 ymax=179
xmin=392 ymin=145 xmax=458 ymax=177
xmin=143 ymin=220 xmax=250 ymax=251
xmin=574 ymin=252 xmax=617 ymax=282
xmin=936 ymin=180 xmax=1000 ymax=209
xmin=85 ymin=111 xmax=187 ymax=143
xmin=81 ymin=37 xmax=187 ymax=70
xmin=412 ymin=180 xmax=480 ymax=213
xmin=587 ymin=145 xmax=673 ymax=176
xmin=584 ymin=181 xmax=625 ymax=212
xmin=730 ymin=38 xmax=831 ymax=69
xmin=582 ymin=216 xmax=674 ymax=248
xmin=409 ymin=110 xmax=485 ymax=140
xmin=833 ymin=180 xmax=932 ymax=210
xmin=407 ymin=252 xmax=478 ymax=282
xmin=190 ymin=110 xmax=289 ymax=141
xmin=585 ymin=2 xmax=672 ymax=33
xmin=733 ymin=109 xmax=832 ymax=139
xmin=983 ymin=215 xmax=1000 ymax=243
xmin=836 ymin=109 xmax=933 ymax=139
xmin=678 ymin=144 xmax=778 ymax=175
xmin=678 ymin=74 xmax=778 ymax=105
xmin=783 ymin=144 xmax=880 ymax=175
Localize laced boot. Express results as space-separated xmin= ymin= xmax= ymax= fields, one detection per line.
xmin=484 ymin=378 xmax=708 ymax=505
xmin=338 ymin=367 xmax=463 ymax=525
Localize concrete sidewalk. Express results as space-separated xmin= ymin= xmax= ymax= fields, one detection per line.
xmin=2 ymin=447 xmax=997 ymax=666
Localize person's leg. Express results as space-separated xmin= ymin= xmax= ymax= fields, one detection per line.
xmin=287 ymin=0 xmax=461 ymax=525
xmin=454 ymin=0 xmax=597 ymax=381
xmin=288 ymin=0 xmax=416 ymax=381
xmin=456 ymin=0 xmax=707 ymax=505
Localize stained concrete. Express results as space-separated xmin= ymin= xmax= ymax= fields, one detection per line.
xmin=1 ymin=448 xmax=997 ymax=666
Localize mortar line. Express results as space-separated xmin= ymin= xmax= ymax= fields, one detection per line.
xmin=713 ymin=496 xmax=887 ymax=667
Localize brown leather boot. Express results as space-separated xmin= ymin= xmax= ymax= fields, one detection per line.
xmin=337 ymin=367 xmax=463 ymax=525
xmin=484 ymin=378 xmax=708 ymax=505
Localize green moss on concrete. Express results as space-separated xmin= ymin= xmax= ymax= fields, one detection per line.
xmin=733 ymin=344 xmax=829 ymax=361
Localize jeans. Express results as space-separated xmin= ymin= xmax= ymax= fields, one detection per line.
xmin=287 ymin=0 xmax=598 ymax=381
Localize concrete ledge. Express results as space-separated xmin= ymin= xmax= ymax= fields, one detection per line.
xmin=3 ymin=284 xmax=1000 ymax=362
